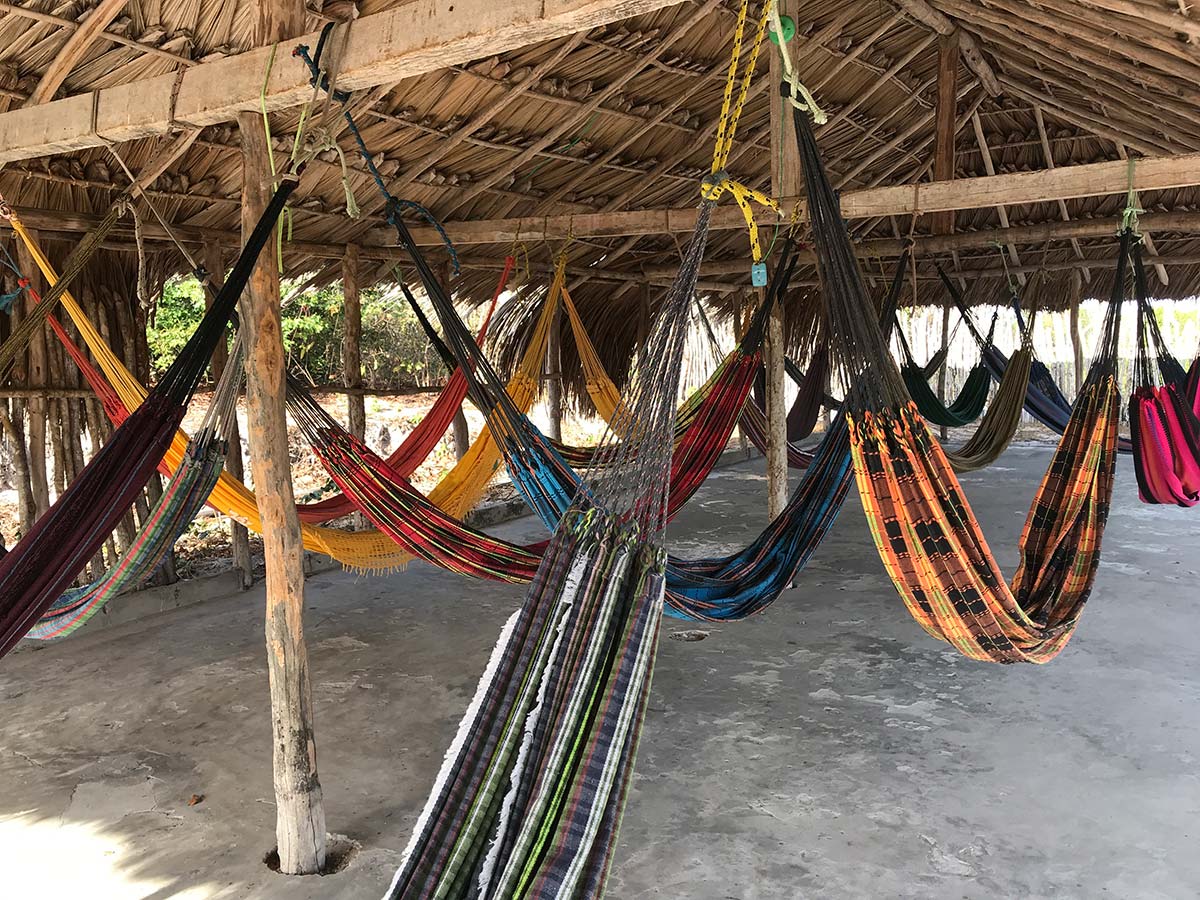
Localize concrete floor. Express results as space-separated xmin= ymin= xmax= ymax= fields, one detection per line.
xmin=2 ymin=443 xmax=1199 ymax=899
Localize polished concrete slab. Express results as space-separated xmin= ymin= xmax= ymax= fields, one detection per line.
xmin=1 ymin=443 xmax=1198 ymax=899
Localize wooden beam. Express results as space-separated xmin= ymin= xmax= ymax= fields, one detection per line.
xmin=932 ymin=31 xmax=961 ymax=235
xmin=1032 ymin=105 xmax=1090 ymax=282
xmin=890 ymin=0 xmax=1001 ymax=95
xmin=24 ymin=0 xmax=131 ymax=107
xmin=970 ymin=109 xmax=1023 ymax=283
xmin=1076 ymin=0 xmax=1200 ymax=40
xmin=403 ymin=152 xmax=1200 ymax=244
xmin=0 ymin=0 xmax=692 ymax=163
xmin=238 ymin=0 xmax=326 ymax=878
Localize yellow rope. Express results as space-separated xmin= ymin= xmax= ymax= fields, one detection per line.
xmin=701 ymin=0 xmax=779 ymax=264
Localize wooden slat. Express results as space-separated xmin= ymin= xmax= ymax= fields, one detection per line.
xmin=0 ymin=0 xmax=691 ymax=163
xmin=399 ymin=151 xmax=1200 ymax=244
xmin=24 ymin=0 xmax=131 ymax=107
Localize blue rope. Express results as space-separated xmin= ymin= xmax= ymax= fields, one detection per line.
xmin=0 ymin=242 xmax=29 ymax=313
xmin=292 ymin=35 xmax=461 ymax=276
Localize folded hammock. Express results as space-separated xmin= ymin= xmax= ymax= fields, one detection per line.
xmin=1128 ymin=244 xmax=1200 ymax=507
xmin=0 ymin=177 xmax=295 ymax=658
xmin=27 ymin=333 xmax=245 ymax=639
xmin=793 ymin=88 xmax=1127 ymax=665
xmin=896 ymin=307 xmax=992 ymax=428
xmin=378 ymin=107 xmax=732 ymax=900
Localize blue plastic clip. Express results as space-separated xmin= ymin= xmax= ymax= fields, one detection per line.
xmin=751 ymin=261 xmax=768 ymax=287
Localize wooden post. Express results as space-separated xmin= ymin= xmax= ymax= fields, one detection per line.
xmin=238 ymin=0 xmax=325 ymax=876
xmin=937 ymin=303 xmax=951 ymax=441
xmin=342 ymin=243 xmax=366 ymax=442
xmin=205 ymin=242 xmax=253 ymax=589
xmin=933 ymin=31 xmax=959 ymax=442
xmin=451 ymin=409 xmax=470 ymax=461
xmin=932 ymin=31 xmax=960 ymax=237
xmin=14 ymin=235 xmax=50 ymax=517
xmin=1069 ymin=270 xmax=1085 ymax=397
xmin=544 ymin=298 xmax=563 ymax=443
xmin=764 ymin=0 xmax=800 ymax=519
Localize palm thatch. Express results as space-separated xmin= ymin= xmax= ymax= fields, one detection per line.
xmin=1 ymin=0 xmax=1199 ymax=408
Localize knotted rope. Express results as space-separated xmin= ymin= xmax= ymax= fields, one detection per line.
xmin=701 ymin=0 xmax=778 ymax=267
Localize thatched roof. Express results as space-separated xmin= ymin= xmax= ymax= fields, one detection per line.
xmin=1 ymin=0 xmax=1198 ymax=396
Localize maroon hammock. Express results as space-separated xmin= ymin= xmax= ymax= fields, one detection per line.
xmin=0 ymin=178 xmax=295 ymax=659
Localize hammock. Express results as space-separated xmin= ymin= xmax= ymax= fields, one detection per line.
xmin=896 ymin=309 xmax=992 ymax=428
xmin=280 ymin=241 xmax=795 ymax=589
xmin=27 ymin=335 xmax=244 ymax=639
xmin=1128 ymin=244 xmax=1200 ymax=506
xmin=953 ymin=275 xmax=1136 ymax=455
xmin=792 ymin=90 xmax=1127 ymax=665
xmin=18 ymin=225 xmax=557 ymax=571
xmin=689 ymin=298 xmax=826 ymax=469
xmin=296 ymin=257 xmax=510 ymax=523
xmin=913 ymin=288 xmax=1036 ymax=473
xmin=0 ymin=178 xmax=295 ymax=658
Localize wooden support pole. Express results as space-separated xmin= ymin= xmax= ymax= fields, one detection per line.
xmin=238 ymin=0 xmax=325 ymax=877
xmin=14 ymin=234 xmax=50 ymax=517
xmin=205 ymin=242 xmax=253 ymax=590
xmin=544 ymin=299 xmax=564 ymax=443
xmin=1069 ymin=270 xmax=1085 ymax=398
xmin=765 ymin=4 xmax=798 ymax=520
xmin=932 ymin=31 xmax=960 ymax=237
xmin=342 ymin=243 xmax=365 ymax=442
xmin=938 ymin=303 xmax=951 ymax=442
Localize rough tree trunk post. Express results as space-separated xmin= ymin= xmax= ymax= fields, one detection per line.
xmin=544 ymin=295 xmax=564 ymax=443
xmin=933 ymin=31 xmax=960 ymax=443
xmin=238 ymin=0 xmax=325 ymax=875
xmin=765 ymin=0 xmax=799 ymax=519
xmin=15 ymin=234 xmax=50 ymax=516
xmin=204 ymin=241 xmax=254 ymax=589
xmin=937 ymin=303 xmax=951 ymax=442
xmin=1070 ymin=270 xmax=1085 ymax=398
xmin=342 ymin=243 xmax=366 ymax=442
xmin=440 ymin=260 xmax=470 ymax=459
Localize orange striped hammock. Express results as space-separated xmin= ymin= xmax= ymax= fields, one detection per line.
xmin=789 ymin=103 xmax=1125 ymax=666
xmin=849 ymin=378 xmax=1118 ymax=665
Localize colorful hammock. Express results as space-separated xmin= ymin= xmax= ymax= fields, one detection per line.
xmin=793 ymin=90 xmax=1126 ymax=665
xmin=896 ymin=309 xmax=992 ymax=428
xmin=913 ymin=290 xmax=1036 ymax=473
xmin=951 ymin=275 xmax=1136 ymax=455
xmin=1128 ymin=243 xmax=1200 ymax=506
xmin=27 ymin=335 xmax=245 ymax=639
xmin=15 ymin=225 xmax=556 ymax=571
xmin=0 ymin=178 xmax=295 ymax=658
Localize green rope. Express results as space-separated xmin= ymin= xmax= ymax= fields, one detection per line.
xmin=1121 ymin=156 xmax=1143 ymax=236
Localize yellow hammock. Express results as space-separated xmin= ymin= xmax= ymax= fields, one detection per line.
xmin=558 ymin=267 xmax=742 ymax=435
xmin=10 ymin=215 xmax=560 ymax=572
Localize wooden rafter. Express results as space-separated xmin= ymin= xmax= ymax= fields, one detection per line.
xmin=24 ymin=0 xmax=132 ymax=107
xmin=0 ymin=0 xmax=693 ymax=163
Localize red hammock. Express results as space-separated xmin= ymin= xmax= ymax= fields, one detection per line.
xmin=51 ymin=258 xmax=511 ymax=526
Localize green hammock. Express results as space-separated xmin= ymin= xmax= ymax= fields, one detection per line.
xmin=896 ymin=311 xmax=992 ymax=428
